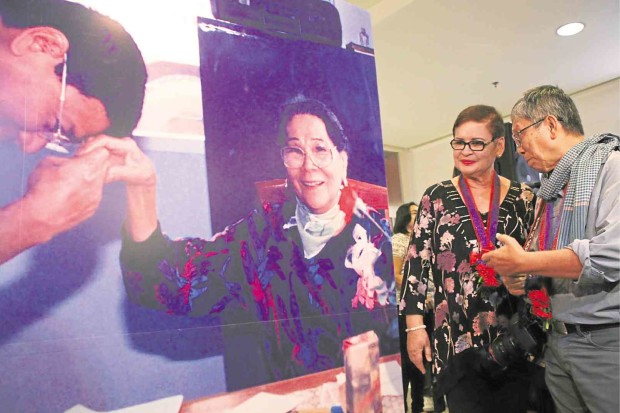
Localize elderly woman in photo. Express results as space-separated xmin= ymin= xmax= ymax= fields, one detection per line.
xmin=401 ymin=105 xmax=537 ymax=413
xmin=81 ymin=96 xmax=396 ymax=389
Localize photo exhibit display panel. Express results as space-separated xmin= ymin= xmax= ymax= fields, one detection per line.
xmin=0 ymin=1 xmax=402 ymax=412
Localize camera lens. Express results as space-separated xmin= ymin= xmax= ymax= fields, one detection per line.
xmin=489 ymin=334 xmax=522 ymax=367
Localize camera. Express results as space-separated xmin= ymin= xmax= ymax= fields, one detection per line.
xmin=478 ymin=314 xmax=544 ymax=376
xmin=477 ymin=302 xmax=547 ymax=376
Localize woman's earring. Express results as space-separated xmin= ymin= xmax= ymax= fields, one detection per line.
xmin=284 ymin=178 xmax=288 ymax=188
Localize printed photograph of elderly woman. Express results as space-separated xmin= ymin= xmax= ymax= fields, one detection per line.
xmin=88 ymin=19 xmax=399 ymax=392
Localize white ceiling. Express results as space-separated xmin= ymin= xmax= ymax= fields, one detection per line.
xmin=349 ymin=0 xmax=620 ymax=149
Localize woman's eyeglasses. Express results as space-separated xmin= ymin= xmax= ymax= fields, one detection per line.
xmin=43 ymin=54 xmax=76 ymax=154
xmin=450 ymin=138 xmax=497 ymax=151
xmin=281 ymin=144 xmax=337 ymax=169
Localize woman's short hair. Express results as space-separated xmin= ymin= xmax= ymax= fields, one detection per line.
xmin=511 ymin=85 xmax=584 ymax=135
xmin=278 ymin=96 xmax=350 ymax=153
xmin=0 ymin=0 xmax=147 ymax=138
xmin=452 ymin=105 xmax=505 ymax=140
xmin=393 ymin=202 xmax=417 ymax=235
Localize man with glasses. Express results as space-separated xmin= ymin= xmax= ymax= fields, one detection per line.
xmin=483 ymin=85 xmax=619 ymax=413
xmin=0 ymin=0 xmax=146 ymax=264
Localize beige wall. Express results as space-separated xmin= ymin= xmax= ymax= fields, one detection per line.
xmin=391 ymin=78 xmax=620 ymax=206
xmin=573 ymin=78 xmax=620 ymax=136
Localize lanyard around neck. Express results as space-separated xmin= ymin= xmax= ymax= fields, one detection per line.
xmin=458 ymin=172 xmax=501 ymax=251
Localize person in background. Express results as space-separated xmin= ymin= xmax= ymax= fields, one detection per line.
xmin=401 ymin=104 xmax=537 ymax=413
xmin=393 ymin=202 xmax=418 ymax=291
xmin=0 ymin=0 xmax=146 ymax=264
xmin=393 ymin=202 xmax=424 ymax=413
xmin=484 ymin=84 xmax=619 ymax=413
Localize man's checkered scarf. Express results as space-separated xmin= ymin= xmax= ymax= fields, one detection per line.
xmin=538 ymin=133 xmax=620 ymax=249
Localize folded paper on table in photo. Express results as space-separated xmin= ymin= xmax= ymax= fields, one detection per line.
xmin=224 ymin=391 xmax=306 ymax=413
xmin=64 ymin=395 xmax=183 ymax=413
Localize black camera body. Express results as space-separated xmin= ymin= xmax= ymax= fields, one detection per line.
xmin=478 ymin=303 xmax=547 ymax=376
xmin=492 ymin=312 xmax=543 ymax=364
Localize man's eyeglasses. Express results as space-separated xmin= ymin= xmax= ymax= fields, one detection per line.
xmin=281 ymin=144 xmax=337 ymax=169
xmin=512 ymin=116 xmax=565 ymax=148
xmin=44 ymin=54 xmax=76 ymax=154
xmin=450 ymin=138 xmax=497 ymax=151
xmin=512 ymin=118 xmax=545 ymax=148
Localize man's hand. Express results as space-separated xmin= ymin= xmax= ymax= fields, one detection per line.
xmin=24 ymin=147 xmax=111 ymax=239
xmin=78 ymin=136 xmax=156 ymax=186
xmin=407 ymin=329 xmax=432 ymax=374
xmin=78 ymin=136 xmax=158 ymax=242
xmin=0 ymin=147 xmax=110 ymax=264
xmin=483 ymin=234 xmax=530 ymax=295
xmin=501 ymin=273 xmax=528 ymax=296
xmin=482 ymin=233 xmax=528 ymax=277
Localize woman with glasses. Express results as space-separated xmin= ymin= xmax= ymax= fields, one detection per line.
xmin=93 ymin=96 xmax=396 ymax=389
xmin=401 ymin=105 xmax=537 ymax=413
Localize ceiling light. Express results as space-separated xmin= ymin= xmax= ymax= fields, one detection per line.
xmin=556 ymin=22 xmax=585 ymax=36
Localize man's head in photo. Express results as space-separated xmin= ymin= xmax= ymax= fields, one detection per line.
xmin=0 ymin=0 xmax=147 ymax=152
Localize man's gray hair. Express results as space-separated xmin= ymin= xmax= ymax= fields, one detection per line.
xmin=511 ymin=85 xmax=584 ymax=135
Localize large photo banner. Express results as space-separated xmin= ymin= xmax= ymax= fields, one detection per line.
xmin=0 ymin=1 xmax=403 ymax=412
